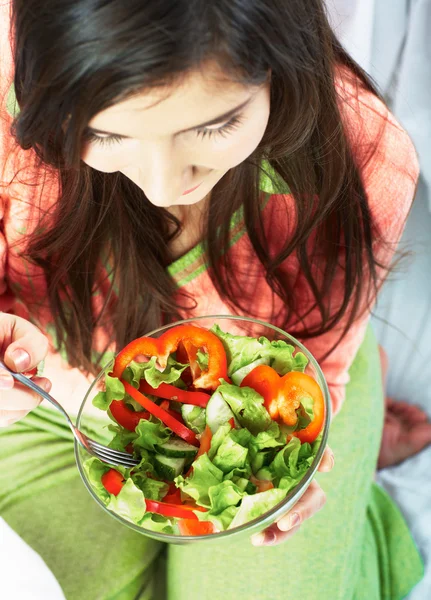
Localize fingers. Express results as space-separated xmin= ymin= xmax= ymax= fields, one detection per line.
xmin=252 ymin=480 xmax=327 ymax=546
xmin=251 ymin=522 xmax=301 ymax=546
xmin=317 ymin=446 xmax=334 ymax=472
xmin=277 ymin=480 xmax=326 ymax=531
xmin=0 ymin=376 xmax=52 ymax=427
xmin=1 ymin=314 xmax=49 ymax=372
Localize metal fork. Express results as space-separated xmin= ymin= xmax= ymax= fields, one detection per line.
xmin=0 ymin=359 xmax=139 ymax=468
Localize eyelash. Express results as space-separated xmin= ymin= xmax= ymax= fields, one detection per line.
xmin=85 ymin=114 xmax=244 ymax=147
xmin=194 ymin=114 xmax=244 ymax=140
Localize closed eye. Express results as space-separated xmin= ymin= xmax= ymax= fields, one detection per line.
xmin=85 ymin=113 xmax=244 ymax=147
xmin=194 ymin=114 xmax=244 ymax=140
xmin=84 ymin=131 xmax=125 ymax=147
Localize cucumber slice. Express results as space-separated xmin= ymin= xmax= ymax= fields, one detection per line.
xmin=181 ymin=404 xmax=206 ymax=434
xmin=154 ymin=438 xmax=198 ymax=459
xmin=255 ymin=467 xmax=274 ymax=481
xmin=205 ymin=391 xmax=235 ymax=434
xmin=153 ymin=454 xmax=186 ymax=481
xmin=251 ymin=450 xmax=275 ymax=474
xmin=230 ymin=357 xmax=270 ymax=386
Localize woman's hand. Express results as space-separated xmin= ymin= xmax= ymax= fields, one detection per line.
xmin=251 ymin=446 xmax=334 ymax=546
xmin=0 ymin=314 xmax=51 ymax=427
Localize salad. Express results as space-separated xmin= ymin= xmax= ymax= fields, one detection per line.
xmin=85 ymin=323 xmax=326 ymax=536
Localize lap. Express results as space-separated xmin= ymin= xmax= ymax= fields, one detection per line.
xmin=166 ymin=327 xmax=423 ymax=600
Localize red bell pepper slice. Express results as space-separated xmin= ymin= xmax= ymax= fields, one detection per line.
xmin=178 ymin=519 xmax=215 ymax=536
xmin=145 ymin=499 xmax=203 ymax=520
xmin=109 ymin=399 xmax=150 ymax=432
xmin=139 ymin=380 xmax=210 ymax=408
xmin=158 ymin=399 xmax=185 ymax=423
xmin=101 ymin=469 xmax=125 ymax=496
xmin=162 ymin=485 xmax=182 ymax=505
xmin=112 ymin=324 xmax=227 ymax=390
xmin=229 ymin=417 xmax=236 ymax=429
xmin=122 ymin=381 xmax=199 ymax=446
xmin=241 ymin=367 xmax=325 ymax=443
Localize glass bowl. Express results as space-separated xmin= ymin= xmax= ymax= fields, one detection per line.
xmin=75 ymin=315 xmax=331 ymax=544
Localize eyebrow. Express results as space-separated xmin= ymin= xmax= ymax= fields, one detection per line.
xmin=87 ymin=97 xmax=252 ymax=138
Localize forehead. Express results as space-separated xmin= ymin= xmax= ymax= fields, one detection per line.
xmin=88 ymin=66 xmax=255 ymax=137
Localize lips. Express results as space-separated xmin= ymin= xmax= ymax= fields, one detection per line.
xmin=182 ymin=183 xmax=202 ymax=196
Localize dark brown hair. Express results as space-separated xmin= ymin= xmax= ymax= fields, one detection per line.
xmin=11 ymin=0 xmax=383 ymax=372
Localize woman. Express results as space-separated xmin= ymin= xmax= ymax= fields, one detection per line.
xmin=0 ymin=0 xmax=423 ymax=598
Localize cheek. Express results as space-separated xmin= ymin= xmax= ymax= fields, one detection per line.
xmin=81 ymin=144 xmax=129 ymax=173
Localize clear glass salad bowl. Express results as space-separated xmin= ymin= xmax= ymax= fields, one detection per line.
xmin=75 ymin=315 xmax=331 ymax=544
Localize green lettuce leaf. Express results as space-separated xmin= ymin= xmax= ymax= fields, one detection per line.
xmin=223 ymin=464 xmax=252 ymax=482
xmin=208 ymin=480 xmax=245 ymax=515
xmin=218 ymin=382 xmax=271 ymax=435
xmin=208 ymin=423 xmax=231 ymax=460
xmin=83 ymin=457 xmax=111 ymax=504
xmin=229 ymin=428 xmax=252 ymax=447
xmin=174 ymin=453 xmax=223 ymax=508
xmin=212 ymin=324 xmax=271 ymax=376
xmin=196 ymin=349 xmax=209 ymax=371
xmin=92 ymin=372 xmax=126 ymax=410
xmin=133 ymin=417 xmax=171 ymax=452
xmin=212 ymin=436 xmax=249 ymax=474
xmin=139 ymin=513 xmax=175 ymax=534
xmin=271 ymin=437 xmax=316 ymax=487
xmin=107 ymin=478 xmax=146 ymax=524
xmin=107 ymin=424 xmax=138 ymax=451
xmin=249 ymin=421 xmax=284 ymax=452
xmin=146 ymin=356 xmax=187 ymax=388
xmin=261 ymin=340 xmax=308 ymax=375
xmin=134 ymin=449 xmax=156 ymax=475
xmin=229 ymin=476 xmax=256 ymax=494
xmin=122 ymin=356 xmax=187 ymax=389
xmin=295 ymin=402 xmax=312 ymax=431
xmin=197 ymin=505 xmax=239 ymax=531
xmin=228 ymin=488 xmax=288 ymax=529
xmin=133 ymin=473 xmax=169 ymax=500
xmin=181 ymin=405 xmax=206 ymax=434
xmin=211 ymin=325 xmax=308 ymax=377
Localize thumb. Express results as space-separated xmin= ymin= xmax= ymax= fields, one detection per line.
xmin=1 ymin=314 xmax=49 ymax=372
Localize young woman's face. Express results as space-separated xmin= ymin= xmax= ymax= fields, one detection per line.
xmin=82 ymin=65 xmax=270 ymax=208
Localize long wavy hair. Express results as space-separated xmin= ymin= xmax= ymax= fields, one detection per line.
xmin=10 ymin=0 xmax=383 ymax=372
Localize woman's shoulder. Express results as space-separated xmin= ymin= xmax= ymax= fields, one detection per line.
xmin=335 ymin=65 xmax=419 ymax=189
xmin=335 ymin=65 xmax=419 ymax=230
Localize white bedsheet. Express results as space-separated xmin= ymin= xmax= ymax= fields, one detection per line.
xmin=0 ymin=517 xmax=66 ymax=599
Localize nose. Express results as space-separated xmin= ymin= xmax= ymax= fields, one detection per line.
xmin=133 ymin=141 xmax=193 ymax=206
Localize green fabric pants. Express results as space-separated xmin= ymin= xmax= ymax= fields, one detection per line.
xmin=0 ymin=327 xmax=423 ymax=599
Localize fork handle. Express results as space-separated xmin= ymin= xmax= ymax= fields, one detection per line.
xmin=0 ymin=359 xmax=76 ymax=431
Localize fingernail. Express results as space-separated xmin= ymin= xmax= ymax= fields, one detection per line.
xmin=251 ymin=532 xmax=267 ymax=546
xmin=40 ymin=380 xmax=52 ymax=393
xmin=264 ymin=531 xmax=277 ymax=545
xmin=289 ymin=512 xmax=301 ymax=528
xmin=279 ymin=512 xmax=301 ymax=532
xmin=0 ymin=371 xmax=14 ymax=390
xmin=10 ymin=349 xmax=31 ymax=371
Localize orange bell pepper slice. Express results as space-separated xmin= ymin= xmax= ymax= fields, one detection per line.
xmin=112 ymin=324 xmax=227 ymax=390
xmin=241 ymin=367 xmax=325 ymax=443
xmin=178 ymin=519 xmax=215 ymax=536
